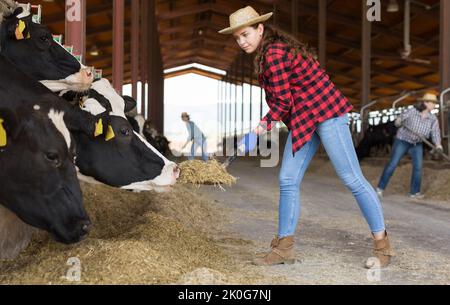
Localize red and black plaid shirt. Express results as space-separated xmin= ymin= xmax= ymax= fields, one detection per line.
xmin=258 ymin=42 xmax=353 ymax=155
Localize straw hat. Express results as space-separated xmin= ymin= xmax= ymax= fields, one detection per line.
xmin=418 ymin=92 xmax=438 ymax=103
xmin=218 ymin=6 xmax=273 ymax=35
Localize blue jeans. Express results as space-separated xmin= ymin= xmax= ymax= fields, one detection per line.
xmin=278 ymin=114 xmax=386 ymax=238
xmin=189 ymin=138 xmax=208 ymax=161
xmin=378 ymin=138 xmax=423 ymax=195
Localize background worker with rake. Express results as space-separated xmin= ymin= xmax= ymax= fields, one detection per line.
xmin=377 ymin=93 xmax=443 ymax=199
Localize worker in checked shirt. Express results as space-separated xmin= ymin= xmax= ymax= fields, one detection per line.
xmin=377 ymin=93 xmax=443 ymax=200
xmin=219 ymin=6 xmax=393 ymax=268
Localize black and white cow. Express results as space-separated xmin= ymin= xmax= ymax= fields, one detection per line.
xmin=128 ymin=114 xmax=171 ymax=157
xmin=74 ymin=79 xmax=180 ymax=192
xmin=123 ymin=96 xmax=171 ymax=157
xmin=0 ymin=107 xmax=91 ymax=245
xmin=0 ymin=56 xmax=94 ymax=247
xmin=0 ymin=7 xmax=93 ymax=92
xmin=0 ymin=6 xmax=179 ymax=192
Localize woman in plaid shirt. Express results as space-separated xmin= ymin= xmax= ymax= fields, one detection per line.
xmin=377 ymin=93 xmax=443 ymax=199
xmin=219 ymin=6 xmax=393 ymax=268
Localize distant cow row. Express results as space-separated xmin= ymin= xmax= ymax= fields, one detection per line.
xmin=356 ymin=121 xmax=398 ymax=160
xmin=355 ymin=120 xmax=435 ymax=160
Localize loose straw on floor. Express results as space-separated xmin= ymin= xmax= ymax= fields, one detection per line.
xmin=178 ymin=160 xmax=237 ymax=190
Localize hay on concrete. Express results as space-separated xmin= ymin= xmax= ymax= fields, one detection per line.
xmin=360 ymin=162 xmax=450 ymax=201
xmin=425 ymin=170 xmax=450 ymax=201
xmin=0 ymin=183 xmax=246 ymax=284
xmin=307 ymin=156 xmax=450 ymax=202
xmin=177 ymin=267 xmax=229 ymax=285
xmin=178 ymin=160 xmax=237 ymax=189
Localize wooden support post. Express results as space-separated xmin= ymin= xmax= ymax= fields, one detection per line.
xmin=260 ymin=87 xmax=263 ymax=121
xmin=147 ymin=1 xmax=158 ymax=124
xmin=440 ymin=0 xmax=450 ymax=153
xmin=273 ymin=3 xmax=277 ymax=27
xmin=234 ymin=59 xmax=238 ymax=140
xmin=291 ymin=0 xmax=299 ymax=37
xmin=229 ymin=74 xmax=232 ymax=138
xmin=361 ymin=0 xmax=372 ymax=140
xmin=241 ymin=54 xmax=245 ymax=136
xmin=131 ymin=0 xmax=139 ymax=100
xmin=223 ymin=77 xmax=226 ymax=139
xmin=147 ymin=0 xmax=164 ymax=133
xmin=140 ymin=0 xmax=148 ymax=116
xmin=112 ymin=0 xmax=124 ymax=94
xmin=218 ymin=80 xmax=221 ymax=141
xmin=319 ymin=0 xmax=327 ymax=68
xmin=65 ymin=0 xmax=86 ymax=63
xmin=249 ymin=56 xmax=253 ymax=132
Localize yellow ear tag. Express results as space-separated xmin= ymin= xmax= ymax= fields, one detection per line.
xmin=15 ymin=20 xmax=26 ymax=40
xmin=15 ymin=27 xmax=24 ymax=40
xmin=105 ymin=125 xmax=115 ymax=141
xmin=0 ymin=118 xmax=7 ymax=148
xmin=94 ymin=118 xmax=103 ymax=137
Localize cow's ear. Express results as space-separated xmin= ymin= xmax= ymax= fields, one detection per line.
xmin=122 ymin=95 xmax=137 ymax=113
xmin=6 ymin=8 xmax=32 ymax=40
xmin=0 ymin=108 xmax=19 ymax=148
xmin=6 ymin=7 xmax=23 ymax=19
xmin=4 ymin=14 xmax=18 ymax=39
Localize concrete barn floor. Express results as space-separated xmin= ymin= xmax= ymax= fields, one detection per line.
xmin=196 ymin=156 xmax=450 ymax=285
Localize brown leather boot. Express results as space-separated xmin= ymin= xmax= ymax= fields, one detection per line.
xmin=365 ymin=231 xmax=394 ymax=269
xmin=252 ymin=236 xmax=296 ymax=266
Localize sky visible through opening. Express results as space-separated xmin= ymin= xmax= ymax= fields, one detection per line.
xmin=123 ymin=68 xmax=269 ymax=156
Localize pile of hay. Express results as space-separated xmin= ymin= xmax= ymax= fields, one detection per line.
xmin=424 ymin=169 xmax=450 ymax=201
xmin=0 ymin=183 xmax=250 ymax=284
xmin=307 ymin=157 xmax=450 ymax=201
xmin=178 ymin=160 xmax=237 ymax=188
xmin=360 ymin=162 xmax=450 ymax=201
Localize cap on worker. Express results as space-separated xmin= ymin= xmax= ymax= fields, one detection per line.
xmin=218 ymin=6 xmax=273 ymax=35
xmin=418 ymin=92 xmax=438 ymax=103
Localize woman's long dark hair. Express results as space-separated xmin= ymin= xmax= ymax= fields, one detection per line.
xmin=253 ymin=24 xmax=316 ymax=76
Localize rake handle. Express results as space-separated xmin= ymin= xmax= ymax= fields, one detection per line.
xmin=402 ymin=124 xmax=450 ymax=163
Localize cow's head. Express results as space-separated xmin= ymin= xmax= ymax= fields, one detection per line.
xmin=143 ymin=119 xmax=159 ymax=138
xmin=0 ymin=106 xmax=91 ymax=244
xmin=74 ymin=79 xmax=179 ymax=192
xmin=0 ymin=8 xmax=93 ymax=91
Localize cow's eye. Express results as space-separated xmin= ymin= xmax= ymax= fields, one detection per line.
xmin=121 ymin=127 xmax=130 ymax=136
xmin=45 ymin=151 xmax=61 ymax=167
